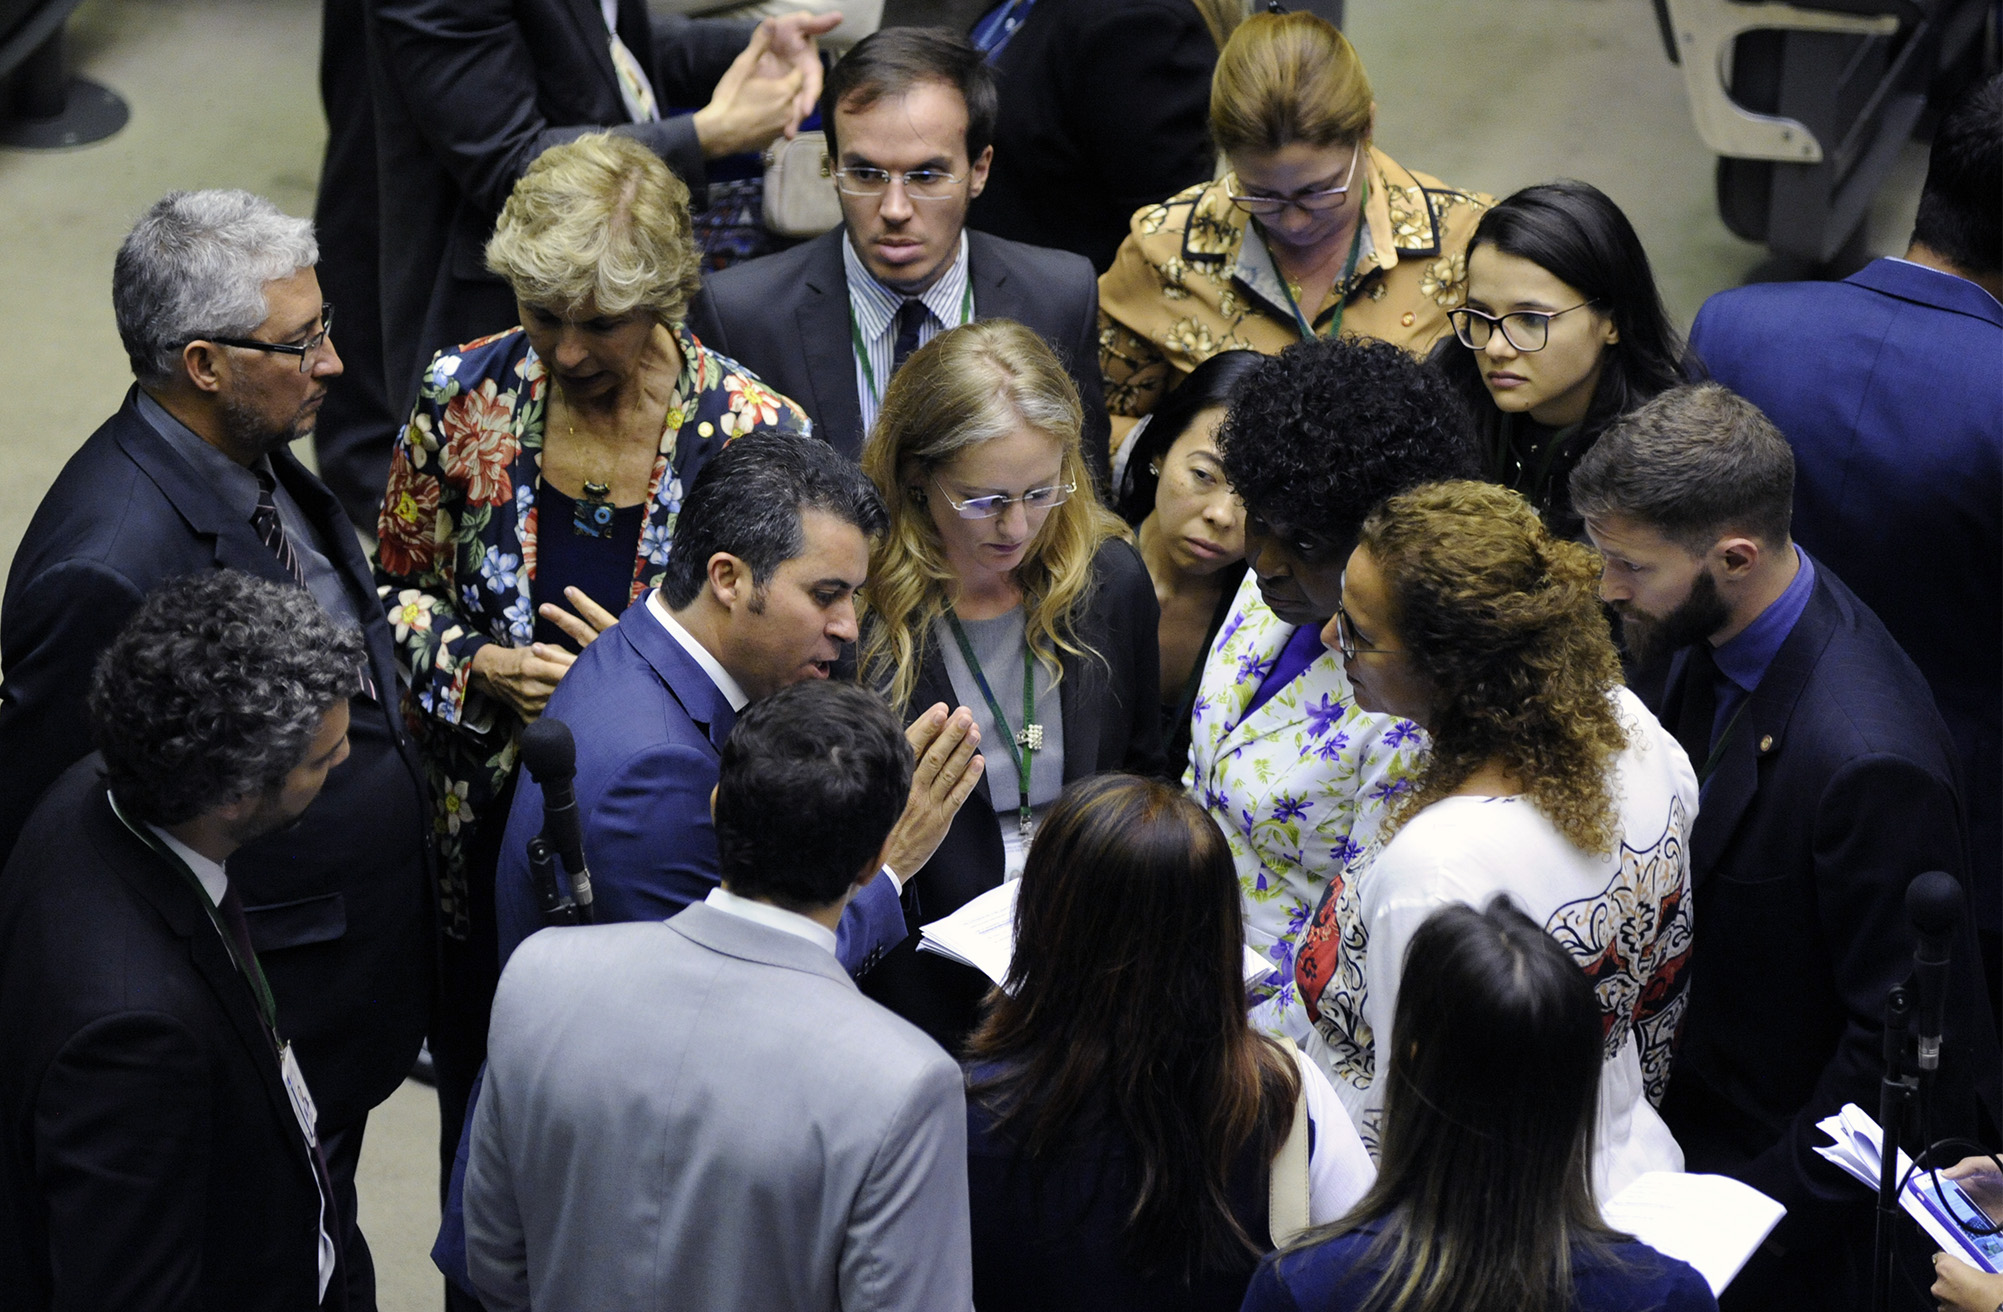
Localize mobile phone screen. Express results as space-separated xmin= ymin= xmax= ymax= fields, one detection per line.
xmin=1911 ymin=1174 xmax=2003 ymax=1272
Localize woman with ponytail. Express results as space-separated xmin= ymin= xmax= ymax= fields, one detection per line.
xmin=1288 ymin=481 xmax=1696 ymax=1197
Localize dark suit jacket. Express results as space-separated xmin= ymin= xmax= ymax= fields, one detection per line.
xmin=859 ymin=538 xmax=1164 ymax=1050
xmin=0 ymin=391 xmax=432 ymax=1131
xmin=365 ymin=0 xmax=751 ymax=411
xmin=1690 ymin=259 xmax=2003 ymax=934
xmin=686 ymin=226 xmax=1114 ymax=486
xmin=492 ymin=595 xmax=907 ymax=973
xmin=0 ymin=758 xmax=329 ymax=1311
xmin=966 ymin=0 xmax=1219 ymax=274
xmin=1656 ymin=562 xmax=2001 ymax=1292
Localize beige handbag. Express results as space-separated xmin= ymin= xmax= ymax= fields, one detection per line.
xmin=762 ymin=130 xmax=843 ymax=239
xmin=1269 ymin=1036 xmax=1314 ymax=1248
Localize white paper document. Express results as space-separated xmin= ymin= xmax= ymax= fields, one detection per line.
xmin=1814 ymin=1102 xmax=2003 ymax=1272
xmin=1601 ymin=1171 xmax=1784 ymax=1294
xmin=918 ymin=880 xmax=1269 ymax=988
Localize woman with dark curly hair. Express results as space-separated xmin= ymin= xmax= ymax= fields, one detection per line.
xmin=1290 ymin=480 xmax=1696 ymax=1196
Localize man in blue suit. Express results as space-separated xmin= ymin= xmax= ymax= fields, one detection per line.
xmin=495 ymin=431 xmax=983 ymax=972
xmin=1573 ymin=385 xmax=2001 ymax=1312
xmin=1687 ymin=75 xmax=2003 ymax=993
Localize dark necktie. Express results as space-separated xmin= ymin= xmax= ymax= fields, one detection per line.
xmin=891 ymin=299 xmax=930 ymax=379
xmin=1673 ymin=641 xmax=1721 ymax=771
xmin=252 ymin=469 xmax=307 ymax=587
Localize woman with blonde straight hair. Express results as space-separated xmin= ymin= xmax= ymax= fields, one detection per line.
xmin=857 ymin=318 xmax=1165 ymax=1050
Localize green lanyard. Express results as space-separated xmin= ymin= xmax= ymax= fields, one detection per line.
xmin=850 ymin=277 xmax=977 ymax=412
xmin=1273 ymin=183 xmax=1369 ymax=342
xmin=944 ymin=609 xmax=1041 ymax=840
xmin=108 ymin=790 xmax=283 ymax=1045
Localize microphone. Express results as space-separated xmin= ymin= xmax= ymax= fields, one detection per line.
xmin=1906 ymin=870 xmax=1961 ymax=1073
xmin=520 ymin=717 xmax=594 ymax=919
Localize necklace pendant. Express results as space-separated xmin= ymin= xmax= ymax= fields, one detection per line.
xmin=573 ymin=480 xmax=615 ymax=538
xmin=1016 ymin=724 xmax=1044 ymax=752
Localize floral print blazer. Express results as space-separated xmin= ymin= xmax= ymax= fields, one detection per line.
xmin=373 ymin=325 xmax=807 ymax=936
xmin=1184 ymin=571 xmax=1427 ymax=1042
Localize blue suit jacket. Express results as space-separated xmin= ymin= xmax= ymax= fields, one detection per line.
xmin=493 ymin=596 xmax=906 ymax=974
xmin=1690 ymin=259 xmax=2002 ymax=932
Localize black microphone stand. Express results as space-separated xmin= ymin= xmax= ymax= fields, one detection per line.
xmin=1871 ymin=985 xmax=1916 ymax=1312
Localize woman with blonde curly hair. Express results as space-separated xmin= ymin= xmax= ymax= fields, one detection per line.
xmin=857 ymin=318 xmax=1165 ymax=1048
xmin=1289 ymin=480 xmax=1696 ymax=1197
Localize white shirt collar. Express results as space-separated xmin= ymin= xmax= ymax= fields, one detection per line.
xmin=648 ymin=591 xmax=750 ymax=711
xmin=704 ymin=885 xmax=839 ymax=955
xmin=841 ymin=229 xmax=972 ymax=338
xmin=147 ymin=823 xmax=229 ymax=906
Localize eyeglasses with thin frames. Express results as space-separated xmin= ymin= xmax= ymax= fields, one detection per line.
xmin=1448 ymin=301 xmax=1598 ymax=353
xmin=827 ymin=164 xmax=968 ymax=202
xmin=1226 ymin=147 xmax=1360 ymax=218
xmin=203 ymin=304 xmax=336 ymax=373
xmin=1330 ymin=593 xmax=1398 ymax=662
xmin=933 ymin=477 xmax=1076 ymax=520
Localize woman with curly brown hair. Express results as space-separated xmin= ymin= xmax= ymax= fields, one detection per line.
xmin=1289 ymin=480 xmax=1696 ymax=1198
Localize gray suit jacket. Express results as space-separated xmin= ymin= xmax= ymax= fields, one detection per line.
xmin=466 ymin=903 xmax=973 ymax=1311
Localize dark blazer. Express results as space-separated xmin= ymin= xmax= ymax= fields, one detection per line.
xmin=859 ymin=538 xmax=1164 ymax=1049
xmin=1690 ymin=258 xmax=2003 ymax=936
xmin=1655 ymin=562 xmax=2001 ymax=1303
xmin=0 ymin=758 xmax=330 ymax=1311
xmin=966 ymin=0 xmax=1219 ymax=274
xmin=492 ymin=595 xmax=907 ymax=972
xmin=0 ymin=391 xmax=433 ymax=1132
xmin=686 ymin=226 xmax=1114 ymax=486
xmin=365 ymin=0 xmax=750 ymax=411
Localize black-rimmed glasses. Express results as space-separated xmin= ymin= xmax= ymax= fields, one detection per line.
xmin=1448 ymin=301 xmax=1597 ymax=353
xmin=934 ymin=478 xmax=1076 ymax=520
xmin=204 ymin=304 xmax=335 ymax=373
xmin=1226 ymin=147 xmax=1360 ymax=217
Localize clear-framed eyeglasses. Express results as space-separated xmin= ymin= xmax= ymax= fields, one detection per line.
xmin=933 ymin=478 xmax=1076 ymax=520
xmin=202 ymin=304 xmax=336 ymax=373
xmin=1226 ymin=147 xmax=1360 ymax=217
xmin=1448 ymin=301 xmax=1599 ymax=353
xmin=827 ymin=163 xmax=968 ymax=202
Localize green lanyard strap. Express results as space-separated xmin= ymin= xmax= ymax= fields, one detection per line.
xmin=1274 ymin=181 xmax=1369 ymax=343
xmin=944 ymin=610 xmax=1040 ymax=840
xmin=851 ymin=277 xmax=978 ymax=412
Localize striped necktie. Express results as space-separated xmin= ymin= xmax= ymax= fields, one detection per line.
xmin=252 ymin=468 xmax=307 ymax=588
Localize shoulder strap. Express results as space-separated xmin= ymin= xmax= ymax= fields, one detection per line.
xmin=1269 ymin=1035 xmax=1313 ymax=1248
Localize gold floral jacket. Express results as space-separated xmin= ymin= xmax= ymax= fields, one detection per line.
xmin=1097 ymin=148 xmax=1490 ymax=430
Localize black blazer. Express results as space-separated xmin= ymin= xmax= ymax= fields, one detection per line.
xmin=0 ymin=758 xmax=330 ymax=1311
xmin=686 ymin=226 xmax=1114 ymax=488
xmin=0 ymin=391 xmax=433 ymax=1131
xmin=966 ymin=0 xmax=1219 ymax=274
xmin=858 ymin=537 xmax=1164 ymax=1050
xmin=1656 ymin=563 xmax=2001 ymax=1287
xmin=364 ymin=0 xmax=750 ymax=409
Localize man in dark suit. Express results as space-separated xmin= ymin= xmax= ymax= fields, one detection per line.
xmin=0 ymin=572 xmax=365 ymax=1311
xmin=493 ymin=430 xmax=981 ymax=967
xmin=1572 ymin=384 xmax=2002 ymax=1312
xmin=1687 ymin=74 xmax=2003 ymax=1000
xmin=0 ymin=190 xmax=432 ymax=1309
xmin=687 ymin=28 xmax=1112 ymax=484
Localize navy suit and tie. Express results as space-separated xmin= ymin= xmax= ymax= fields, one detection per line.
xmin=493 ymin=593 xmax=906 ymax=971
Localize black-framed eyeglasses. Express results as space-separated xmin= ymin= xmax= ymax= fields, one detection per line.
xmin=1448 ymin=301 xmax=1597 ymax=353
xmin=1226 ymin=147 xmax=1360 ymax=218
xmin=1330 ymin=594 xmax=1398 ymax=662
xmin=203 ymin=304 xmax=335 ymax=373
xmin=828 ymin=165 xmax=967 ymax=201
xmin=933 ymin=477 xmax=1075 ymax=520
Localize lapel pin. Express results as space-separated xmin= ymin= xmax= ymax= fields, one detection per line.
xmin=1758 ymin=734 xmax=1774 ymax=753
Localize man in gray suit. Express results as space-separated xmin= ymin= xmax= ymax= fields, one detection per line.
xmin=465 ymin=680 xmax=972 ymax=1311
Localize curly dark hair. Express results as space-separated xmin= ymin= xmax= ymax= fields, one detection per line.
xmin=88 ymin=571 xmax=365 ymax=826
xmin=1216 ymin=336 xmax=1478 ymax=545
xmin=1360 ymin=481 xmax=1626 ymax=854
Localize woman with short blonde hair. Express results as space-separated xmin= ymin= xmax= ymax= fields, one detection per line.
xmin=856 ymin=319 xmax=1165 ymax=1049
xmin=1098 ymin=11 xmax=1489 ymax=444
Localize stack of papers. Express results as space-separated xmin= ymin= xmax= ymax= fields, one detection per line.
xmin=1602 ymin=1172 xmax=1784 ymax=1294
xmin=1816 ymin=1102 xmax=2003 ymax=1272
xmin=918 ymin=880 xmax=1269 ymax=989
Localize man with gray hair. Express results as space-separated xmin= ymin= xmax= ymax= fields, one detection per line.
xmin=0 ymin=191 xmax=431 ymax=1310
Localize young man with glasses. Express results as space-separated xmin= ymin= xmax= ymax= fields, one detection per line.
xmin=689 ymin=27 xmax=1111 ymax=487
xmin=0 ymin=189 xmax=433 ymax=1309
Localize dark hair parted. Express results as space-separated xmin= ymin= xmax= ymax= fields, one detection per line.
xmin=968 ymin=774 xmax=1301 ymax=1282
xmin=1304 ymin=899 xmax=1628 ymax=1312
xmin=88 ymin=571 xmax=364 ymax=826
xmin=659 ymin=431 xmax=887 ymax=609
xmin=1360 ymin=481 xmax=1626 ymax=854
xmin=821 ymin=27 xmax=998 ymax=164
xmin=1217 ymin=336 xmax=1478 ymax=547
xmin=713 ymin=681 xmax=913 ymax=910
xmin=1113 ymin=348 xmax=1265 ymax=526
xmin=1912 ymin=73 xmax=2002 ymax=277
xmin=1567 ymin=381 xmax=1794 ymax=553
